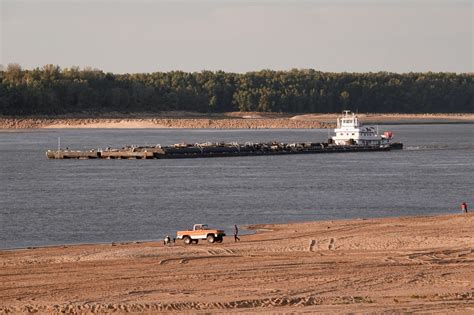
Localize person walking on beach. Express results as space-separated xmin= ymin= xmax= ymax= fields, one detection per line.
xmin=461 ymin=202 xmax=468 ymax=213
xmin=233 ymin=224 xmax=240 ymax=242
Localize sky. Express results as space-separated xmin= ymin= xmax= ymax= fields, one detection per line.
xmin=1 ymin=0 xmax=473 ymax=73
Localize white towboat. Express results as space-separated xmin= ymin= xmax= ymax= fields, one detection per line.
xmin=332 ymin=110 xmax=394 ymax=147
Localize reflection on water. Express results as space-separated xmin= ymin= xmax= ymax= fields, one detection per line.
xmin=0 ymin=125 xmax=473 ymax=249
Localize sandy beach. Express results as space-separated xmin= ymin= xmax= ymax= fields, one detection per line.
xmin=1 ymin=213 xmax=473 ymax=313
xmin=1 ymin=112 xmax=473 ymax=129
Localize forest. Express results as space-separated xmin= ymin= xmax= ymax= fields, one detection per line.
xmin=0 ymin=64 xmax=472 ymax=115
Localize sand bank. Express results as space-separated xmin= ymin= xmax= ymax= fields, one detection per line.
xmin=1 ymin=112 xmax=473 ymax=129
xmin=1 ymin=213 xmax=473 ymax=313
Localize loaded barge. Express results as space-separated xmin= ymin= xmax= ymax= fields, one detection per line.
xmin=46 ymin=111 xmax=403 ymax=160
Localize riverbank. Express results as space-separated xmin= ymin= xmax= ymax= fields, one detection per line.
xmin=1 ymin=112 xmax=473 ymax=129
xmin=1 ymin=213 xmax=473 ymax=313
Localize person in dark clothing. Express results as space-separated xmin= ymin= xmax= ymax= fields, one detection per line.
xmin=461 ymin=202 xmax=468 ymax=213
xmin=233 ymin=224 xmax=240 ymax=242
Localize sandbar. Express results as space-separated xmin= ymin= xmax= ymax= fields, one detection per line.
xmin=1 ymin=112 xmax=473 ymax=129
xmin=1 ymin=213 xmax=473 ymax=313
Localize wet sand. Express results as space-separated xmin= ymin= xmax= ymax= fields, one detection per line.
xmin=1 ymin=213 xmax=473 ymax=313
xmin=1 ymin=112 xmax=473 ymax=129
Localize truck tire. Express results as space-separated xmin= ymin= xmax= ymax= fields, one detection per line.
xmin=207 ymin=234 xmax=215 ymax=243
xmin=183 ymin=236 xmax=192 ymax=245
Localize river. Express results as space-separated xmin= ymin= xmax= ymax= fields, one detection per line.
xmin=1 ymin=125 xmax=473 ymax=249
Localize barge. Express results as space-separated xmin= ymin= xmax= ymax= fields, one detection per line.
xmin=46 ymin=111 xmax=403 ymax=160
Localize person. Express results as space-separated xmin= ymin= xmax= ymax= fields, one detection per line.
xmin=164 ymin=235 xmax=171 ymax=245
xmin=233 ymin=224 xmax=240 ymax=242
xmin=461 ymin=202 xmax=468 ymax=213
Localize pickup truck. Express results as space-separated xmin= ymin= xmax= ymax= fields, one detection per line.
xmin=176 ymin=224 xmax=226 ymax=245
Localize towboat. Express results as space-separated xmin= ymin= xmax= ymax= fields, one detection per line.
xmin=331 ymin=110 xmax=395 ymax=147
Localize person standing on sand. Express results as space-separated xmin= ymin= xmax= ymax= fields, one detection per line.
xmin=234 ymin=225 xmax=240 ymax=242
xmin=461 ymin=202 xmax=468 ymax=213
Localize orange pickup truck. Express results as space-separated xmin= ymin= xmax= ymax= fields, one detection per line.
xmin=176 ymin=224 xmax=226 ymax=245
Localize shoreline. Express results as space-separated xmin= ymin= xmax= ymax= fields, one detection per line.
xmin=1 ymin=231 xmax=258 ymax=252
xmin=0 ymin=212 xmax=449 ymax=252
xmin=1 ymin=112 xmax=473 ymax=129
xmin=1 ymin=213 xmax=473 ymax=313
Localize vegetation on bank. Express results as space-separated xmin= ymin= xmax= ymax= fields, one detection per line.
xmin=0 ymin=64 xmax=472 ymax=115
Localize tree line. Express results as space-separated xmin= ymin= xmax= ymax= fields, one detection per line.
xmin=0 ymin=64 xmax=472 ymax=115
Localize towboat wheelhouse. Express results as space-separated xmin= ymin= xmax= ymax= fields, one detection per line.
xmin=332 ymin=110 xmax=393 ymax=146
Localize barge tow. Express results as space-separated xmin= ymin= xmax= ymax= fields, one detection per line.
xmin=46 ymin=111 xmax=403 ymax=160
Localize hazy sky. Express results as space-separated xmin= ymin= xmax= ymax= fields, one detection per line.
xmin=1 ymin=0 xmax=472 ymax=73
